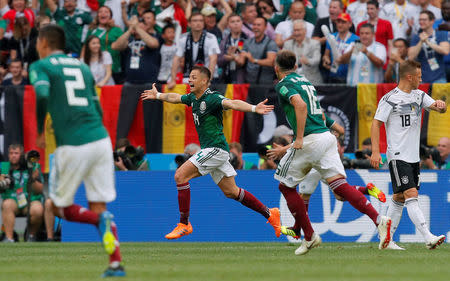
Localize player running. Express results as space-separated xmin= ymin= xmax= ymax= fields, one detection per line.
xmin=273 ymin=50 xmax=392 ymax=255
xmin=371 ymin=60 xmax=447 ymax=250
xmin=141 ymin=65 xmax=281 ymax=239
xmin=268 ymin=117 xmax=386 ymax=240
xmin=29 ymin=25 xmax=124 ymax=277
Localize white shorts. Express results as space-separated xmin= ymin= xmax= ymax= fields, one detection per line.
xmin=274 ymin=131 xmax=346 ymax=188
xmin=189 ymin=147 xmax=237 ymax=184
xmin=298 ymin=168 xmax=323 ymax=195
xmin=49 ymin=137 xmax=116 ymax=207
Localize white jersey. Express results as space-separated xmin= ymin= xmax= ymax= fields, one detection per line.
xmin=374 ymin=87 xmax=435 ymax=163
xmin=347 ymin=1 xmax=368 ymax=27
xmin=347 ymin=41 xmax=387 ymax=85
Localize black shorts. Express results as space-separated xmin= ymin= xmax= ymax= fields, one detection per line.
xmin=388 ymin=160 xmax=420 ymax=194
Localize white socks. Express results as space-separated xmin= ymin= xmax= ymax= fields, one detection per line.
xmin=387 ymin=198 xmax=404 ymax=236
xmin=405 ymin=198 xmax=433 ymax=241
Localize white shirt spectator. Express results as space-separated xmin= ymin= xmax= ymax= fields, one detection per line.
xmin=89 ymin=51 xmax=115 ymax=85
xmin=105 ymin=0 xmax=129 ymax=30
xmin=347 ymin=1 xmax=368 ymax=27
xmin=158 ymin=43 xmax=177 ymax=82
xmin=176 ymin=32 xmax=221 ymax=78
xmin=316 ymin=0 xmax=331 ymax=19
xmin=380 ymin=1 xmax=418 ymax=39
xmin=412 ymin=4 xmax=442 ymax=33
xmin=347 ymin=41 xmax=387 ymax=85
xmin=275 ymin=20 xmax=314 ymax=40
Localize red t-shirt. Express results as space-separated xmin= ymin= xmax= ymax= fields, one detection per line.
xmin=2 ymin=8 xmax=35 ymax=33
xmin=356 ymin=19 xmax=393 ymax=51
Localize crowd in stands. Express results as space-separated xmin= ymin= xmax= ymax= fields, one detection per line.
xmin=0 ymin=0 xmax=447 ymax=86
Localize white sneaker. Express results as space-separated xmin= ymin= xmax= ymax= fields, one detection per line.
xmin=378 ymin=216 xmax=392 ymax=249
xmin=295 ymin=232 xmax=321 ymax=255
xmin=426 ymin=235 xmax=445 ymax=250
xmin=386 ymin=241 xmax=405 ymax=250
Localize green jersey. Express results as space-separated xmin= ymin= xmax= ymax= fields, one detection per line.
xmin=275 ymin=72 xmax=328 ymax=138
xmin=181 ymin=89 xmax=229 ymax=152
xmin=53 ymin=8 xmax=92 ymax=54
xmin=29 ymin=53 xmax=108 ymax=146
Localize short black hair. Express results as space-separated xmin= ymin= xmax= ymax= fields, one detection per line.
xmin=360 ymin=23 xmax=374 ymax=33
xmin=420 ymin=10 xmax=435 ymax=21
xmin=255 ymin=16 xmax=267 ymax=25
xmin=276 ymin=50 xmax=297 ymax=72
xmin=142 ymin=9 xmax=155 ymax=17
xmin=191 ymin=65 xmax=211 ymax=82
xmin=367 ymin=0 xmax=379 ymax=9
xmin=38 ymin=24 xmax=65 ymax=51
xmin=393 ymin=38 xmax=409 ymax=48
xmin=9 ymin=58 xmax=23 ymax=67
xmin=162 ymin=23 xmax=175 ymax=34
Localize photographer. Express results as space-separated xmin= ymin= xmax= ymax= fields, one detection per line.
xmin=174 ymin=143 xmax=201 ymax=169
xmin=0 ymin=144 xmax=44 ymax=242
xmin=114 ymin=138 xmax=148 ymax=171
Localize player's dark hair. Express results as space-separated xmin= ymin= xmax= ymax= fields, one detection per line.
xmin=275 ymin=50 xmax=297 ymax=72
xmin=38 ymin=24 xmax=65 ymax=51
xmin=420 ymin=10 xmax=435 ymax=21
xmin=367 ymin=0 xmax=379 ymax=9
xmin=191 ymin=65 xmax=211 ymax=82
xmin=393 ymin=38 xmax=409 ymax=48
xmin=360 ymin=23 xmax=374 ymax=33
xmin=399 ymin=60 xmax=421 ymax=78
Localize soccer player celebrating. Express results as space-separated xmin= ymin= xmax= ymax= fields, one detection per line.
xmin=273 ymin=50 xmax=392 ymax=255
xmin=29 ymin=25 xmax=125 ymax=277
xmin=141 ymin=66 xmax=281 ymax=239
xmin=371 ymin=60 xmax=447 ymax=250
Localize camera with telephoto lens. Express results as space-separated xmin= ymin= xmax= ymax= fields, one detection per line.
xmin=113 ymin=145 xmax=145 ymax=170
xmin=351 ymin=149 xmax=372 ymax=169
xmin=419 ymin=144 xmax=440 ymax=161
xmin=0 ymin=174 xmax=14 ymax=193
xmin=175 ymin=154 xmax=190 ymax=168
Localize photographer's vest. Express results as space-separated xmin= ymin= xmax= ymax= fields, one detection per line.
xmin=0 ymin=162 xmax=29 ymax=209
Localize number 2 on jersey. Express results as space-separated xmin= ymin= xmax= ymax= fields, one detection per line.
xmin=63 ymin=68 xmax=88 ymax=106
xmin=301 ymin=85 xmax=322 ymax=115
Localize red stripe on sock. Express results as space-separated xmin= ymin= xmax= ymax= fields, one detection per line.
xmin=331 ymin=179 xmax=379 ymax=225
xmin=279 ymin=184 xmax=313 ymax=240
xmin=109 ymin=222 xmax=122 ymax=264
xmin=63 ymin=204 xmax=99 ymax=225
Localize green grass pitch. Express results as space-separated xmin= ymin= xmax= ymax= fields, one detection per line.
xmin=0 ymin=242 xmax=448 ymax=281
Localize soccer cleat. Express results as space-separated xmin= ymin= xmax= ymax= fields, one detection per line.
xmin=101 ymin=265 xmax=126 ymax=278
xmin=386 ymin=241 xmax=405 ymax=250
xmin=267 ymin=208 xmax=281 ymax=237
xmin=366 ymin=183 xmax=386 ymax=203
xmin=295 ymin=232 xmax=321 ymax=255
xmin=165 ymin=222 xmax=193 ymax=240
xmin=426 ymin=235 xmax=445 ymax=250
xmin=99 ymin=211 xmax=117 ymax=255
xmin=281 ymin=226 xmax=300 ymax=239
xmin=377 ymin=216 xmax=392 ymax=249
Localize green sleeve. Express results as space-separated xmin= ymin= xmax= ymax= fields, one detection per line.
xmin=181 ymin=93 xmax=193 ymax=106
xmin=211 ymin=94 xmax=227 ymax=111
xmin=278 ymin=83 xmax=300 ymax=103
xmin=324 ymin=114 xmax=335 ymax=128
xmin=29 ymin=63 xmax=50 ymax=134
xmin=53 ymin=9 xmax=63 ymax=21
xmin=109 ymin=27 xmax=124 ymax=42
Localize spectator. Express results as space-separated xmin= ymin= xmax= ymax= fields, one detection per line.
xmin=347 ymin=0 xmax=368 ymax=27
xmin=417 ymin=0 xmax=442 ymax=22
xmin=322 ymin=13 xmax=359 ymax=83
xmin=104 ymin=0 xmax=128 ymax=30
xmin=241 ymin=3 xmax=276 ymax=39
xmin=435 ymin=137 xmax=450 ymax=169
xmin=275 ymin=1 xmax=314 ymax=48
xmin=87 ymin=6 xmax=124 ymax=84
xmin=167 ymin=12 xmax=220 ymax=88
xmin=46 ymin=0 xmax=92 ymax=57
xmin=111 ymin=14 xmax=161 ymax=85
xmin=82 ymin=35 xmax=115 ymax=87
xmin=229 ymin=142 xmax=257 ymax=170
xmin=380 ymin=0 xmax=416 ymax=40
xmin=154 ymin=0 xmax=187 ymax=43
xmin=313 ymin=0 xmax=347 ymax=48
xmin=257 ymin=0 xmax=285 ymax=27
xmin=9 ymin=16 xmax=38 ymax=71
xmin=200 ymin=2 xmax=232 ymax=43
xmin=433 ymin=0 xmax=450 ymax=82
xmin=316 ymin=0 xmax=332 ymax=19
xmin=122 ymin=0 xmax=151 ymax=25
xmin=341 ymin=23 xmax=386 ymax=85
xmin=408 ymin=10 xmax=450 ymax=83
xmin=114 ymin=138 xmax=149 ymax=171
xmin=157 ymin=24 xmax=177 ymax=84
xmin=0 ymin=144 xmax=44 ymax=242
xmin=356 ymin=0 xmax=393 ymax=55
xmin=0 ymin=0 xmax=35 ymax=36
xmin=283 ymin=19 xmax=322 ymax=84
xmin=218 ymin=13 xmax=247 ymax=83
xmin=385 ymin=38 xmax=409 ymax=83
xmin=273 ymin=125 xmax=294 ymax=144
xmin=237 ymin=16 xmax=278 ymax=84
xmin=1 ymin=59 xmax=27 ymax=85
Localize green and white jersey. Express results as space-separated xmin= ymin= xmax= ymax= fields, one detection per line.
xmin=53 ymin=8 xmax=92 ymax=54
xmin=275 ymin=72 xmax=328 ymax=138
xmin=181 ymin=88 xmax=229 ymax=152
xmin=29 ymin=53 xmax=108 ymax=147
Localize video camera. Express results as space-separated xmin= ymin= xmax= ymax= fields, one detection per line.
xmin=114 ymin=145 xmax=145 ymax=170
